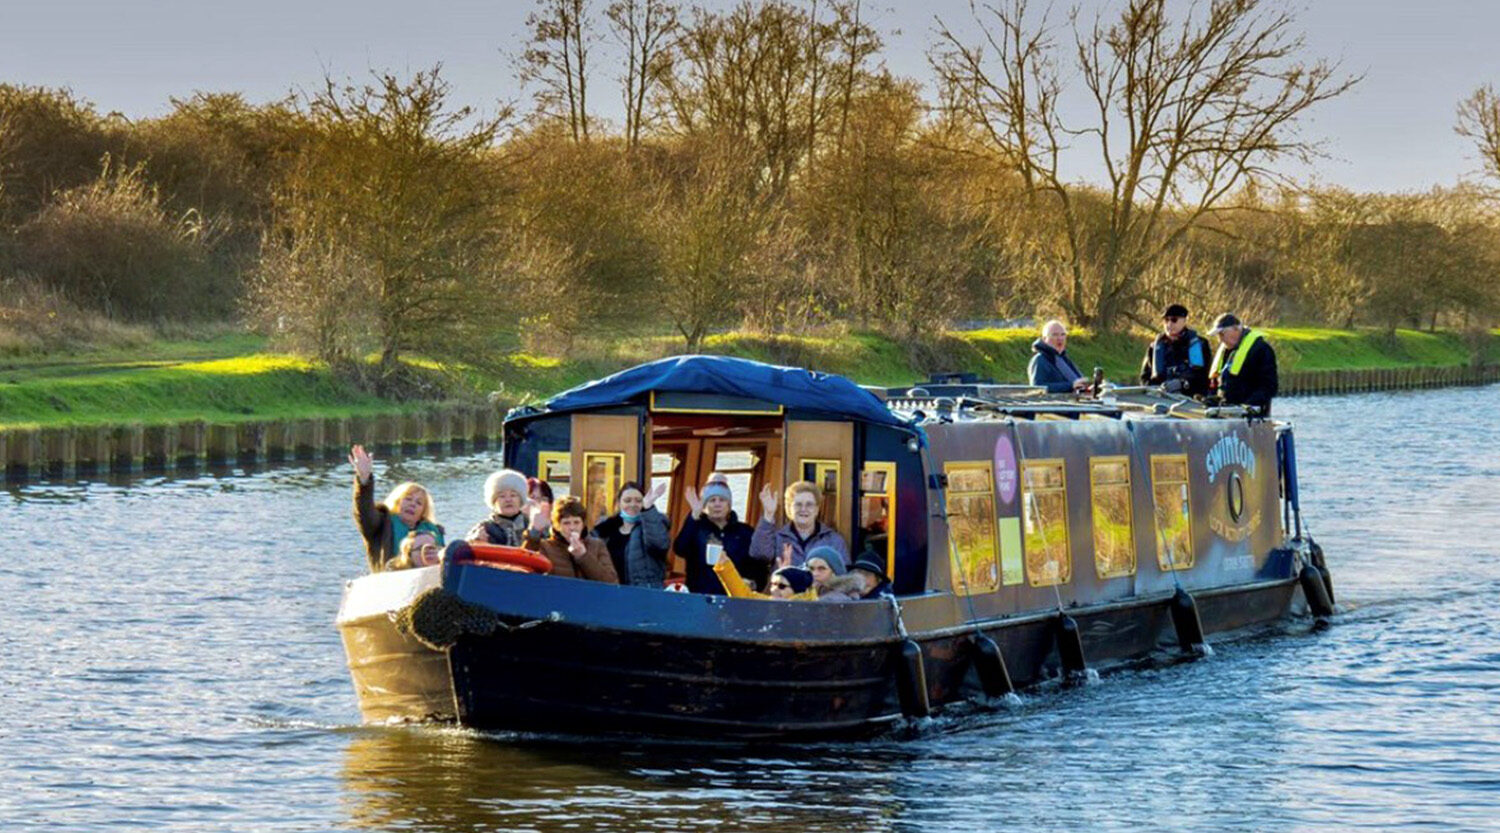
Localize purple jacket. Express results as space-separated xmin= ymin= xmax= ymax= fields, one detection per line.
xmin=748 ymin=519 xmax=848 ymax=567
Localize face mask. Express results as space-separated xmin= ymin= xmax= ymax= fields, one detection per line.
xmin=621 ymin=511 xmax=640 ymax=523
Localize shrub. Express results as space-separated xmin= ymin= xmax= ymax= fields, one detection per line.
xmin=0 ymin=273 xmax=152 ymax=354
xmin=14 ymin=158 xmax=221 ymax=320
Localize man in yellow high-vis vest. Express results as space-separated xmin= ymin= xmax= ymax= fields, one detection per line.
xmin=1207 ymin=313 xmax=1279 ymax=415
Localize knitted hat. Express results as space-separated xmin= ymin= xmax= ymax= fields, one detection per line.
xmin=485 ymin=469 xmax=528 ymax=508
xmin=804 ymin=545 xmax=847 ymax=575
xmin=773 ymin=566 xmax=814 ymax=594
xmin=701 ymin=481 xmax=733 ymax=503
xmin=850 ymin=557 xmax=889 ymax=583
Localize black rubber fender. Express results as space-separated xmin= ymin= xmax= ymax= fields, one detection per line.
xmin=895 ymin=639 xmax=931 ymax=717
xmin=970 ymin=633 xmax=1014 ymax=697
xmin=1055 ymin=613 xmax=1088 ymax=678
xmin=1299 ymin=563 xmax=1335 ymax=618
xmin=1170 ymin=586 xmax=1207 ymax=654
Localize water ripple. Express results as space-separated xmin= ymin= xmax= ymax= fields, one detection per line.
xmin=4 ymin=390 xmax=1500 ymax=831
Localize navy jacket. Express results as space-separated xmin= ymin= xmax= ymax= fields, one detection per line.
xmin=673 ymin=511 xmax=760 ymax=595
xmin=1028 ymin=340 xmax=1084 ymax=393
xmin=1139 ymin=327 xmax=1210 ymax=396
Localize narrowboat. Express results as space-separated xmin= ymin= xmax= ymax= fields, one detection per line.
xmin=337 ymin=356 xmax=1335 ymax=738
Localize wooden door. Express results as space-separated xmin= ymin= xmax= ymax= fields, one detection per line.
xmin=570 ymin=414 xmax=640 ymax=525
xmin=783 ymin=420 xmax=855 ymax=540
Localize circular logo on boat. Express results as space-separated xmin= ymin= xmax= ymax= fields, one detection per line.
xmin=994 ymin=434 xmax=1018 ymax=504
xmin=1227 ymin=472 xmax=1245 ymax=522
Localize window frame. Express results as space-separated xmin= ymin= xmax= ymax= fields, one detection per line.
xmin=800 ymin=458 xmax=842 ymax=529
xmin=1088 ymin=455 xmax=1136 ymax=579
xmin=538 ymin=451 xmax=572 ymax=501
xmin=1021 ymin=458 xmax=1072 ymax=587
xmin=860 ymin=461 xmax=898 ymax=581
xmin=1149 ymin=453 xmax=1195 ymax=571
xmin=582 ymin=451 xmax=625 ymax=524
xmin=943 ymin=460 xmax=1001 ymax=596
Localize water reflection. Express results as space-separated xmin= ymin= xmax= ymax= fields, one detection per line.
xmin=340 ymin=728 xmax=909 ymax=833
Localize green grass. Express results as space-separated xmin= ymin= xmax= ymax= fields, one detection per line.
xmin=0 ymin=326 xmax=1491 ymax=430
xmin=0 ymin=350 xmax=405 ymax=429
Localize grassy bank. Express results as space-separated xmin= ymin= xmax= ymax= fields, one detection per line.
xmin=1 ymin=327 xmax=1494 ymax=430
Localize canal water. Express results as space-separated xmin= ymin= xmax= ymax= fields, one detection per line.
xmin=4 ymin=386 xmax=1499 ymax=832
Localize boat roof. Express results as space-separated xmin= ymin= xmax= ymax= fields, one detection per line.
xmin=876 ymin=381 xmax=1258 ymax=423
xmin=526 ymin=355 xmax=916 ymax=429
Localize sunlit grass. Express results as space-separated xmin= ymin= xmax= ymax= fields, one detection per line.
xmin=0 ymin=325 xmax=1488 ymax=430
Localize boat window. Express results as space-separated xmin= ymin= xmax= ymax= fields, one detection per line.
xmin=649 ymin=452 xmax=677 ymax=511
xmin=1089 ymin=457 xmax=1135 ymax=579
xmin=860 ymin=463 xmax=897 ymax=579
xmin=583 ymin=452 xmax=624 ymax=524
xmin=1150 ymin=455 xmax=1195 ymax=570
xmin=943 ymin=462 xmax=1000 ymax=595
xmin=1022 ymin=460 xmax=1071 ymax=586
xmin=539 ymin=452 xmax=571 ymax=501
xmin=801 ymin=458 xmax=842 ymax=528
xmin=714 ymin=448 xmax=758 ymax=520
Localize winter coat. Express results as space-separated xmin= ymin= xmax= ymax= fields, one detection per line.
xmin=1027 ymin=339 xmax=1085 ymax=393
xmin=353 ymin=474 xmax=445 ymax=573
xmin=594 ymin=507 xmax=671 ymax=588
xmin=748 ymin=519 xmax=849 ymax=567
xmin=522 ymin=530 xmax=620 ymax=583
xmin=1139 ymin=327 xmax=1210 ymax=396
xmin=466 ymin=512 xmax=529 ymax=546
xmin=713 ymin=558 xmax=819 ymax=601
xmin=861 ymin=578 xmax=895 ymax=600
xmin=673 ymin=511 xmax=759 ymax=595
xmin=1215 ymin=329 xmax=1279 ymax=414
xmin=816 ymin=573 xmax=867 ymax=602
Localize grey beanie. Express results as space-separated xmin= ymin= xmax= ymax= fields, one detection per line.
xmin=485 ymin=469 xmax=529 ymax=508
xmin=804 ymin=545 xmax=846 ymax=575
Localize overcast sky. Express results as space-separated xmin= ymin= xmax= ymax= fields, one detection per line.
xmin=3 ymin=0 xmax=1499 ymax=193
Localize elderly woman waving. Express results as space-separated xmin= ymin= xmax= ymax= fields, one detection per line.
xmin=749 ymin=481 xmax=848 ymax=569
xmin=349 ymin=444 xmax=445 ymax=572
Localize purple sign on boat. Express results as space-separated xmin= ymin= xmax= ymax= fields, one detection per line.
xmin=994 ymin=433 xmax=1018 ymax=505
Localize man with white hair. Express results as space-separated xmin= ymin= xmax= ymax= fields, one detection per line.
xmin=1028 ymin=319 xmax=1091 ymax=394
xmin=1208 ymin=313 xmax=1279 ymax=415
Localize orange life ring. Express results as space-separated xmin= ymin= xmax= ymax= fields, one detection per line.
xmin=465 ymin=542 xmax=554 ymax=574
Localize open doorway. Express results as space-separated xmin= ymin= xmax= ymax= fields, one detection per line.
xmin=649 ymin=414 xmax=782 ymax=578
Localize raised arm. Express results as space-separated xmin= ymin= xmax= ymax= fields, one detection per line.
xmin=350 ymin=445 xmax=381 ymax=543
xmin=748 ymin=516 xmax=780 ymax=562
xmin=640 ymin=506 xmax=671 ymax=560
xmin=712 ymin=554 xmax=761 ymax=599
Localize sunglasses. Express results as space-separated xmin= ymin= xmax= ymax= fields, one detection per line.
xmin=1163 ymin=316 xmax=1183 ymax=322
xmin=769 ymin=581 xmax=792 ymax=590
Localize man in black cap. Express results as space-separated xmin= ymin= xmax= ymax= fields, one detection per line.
xmin=1208 ymin=313 xmax=1278 ymax=415
xmin=1139 ymin=303 xmax=1210 ymax=396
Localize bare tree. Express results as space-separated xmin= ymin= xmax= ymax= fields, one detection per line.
xmin=521 ymin=0 xmax=594 ymax=142
xmin=648 ymin=135 xmax=768 ymax=350
xmin=933 ymin=0 xmax=1355 ymax=330
xmin=1457 ymin=84 xmax=1500 ymax=184
xmin=606 ymin=0 xmax=678 ymax=148
xmin=253 ymin=69 xmax=506 ymax=392
xmin=661 ymin=1 xmax=878 ymax=198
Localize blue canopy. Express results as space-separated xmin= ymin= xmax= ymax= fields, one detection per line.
xmin=538 ymin=355 xmax=911 ymax=429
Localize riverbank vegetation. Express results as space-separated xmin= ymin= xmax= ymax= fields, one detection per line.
xmin=3 ymin=326 xmax=1494 ymax=429
xmin=4 ymin=0 xmax=1500 ymax=412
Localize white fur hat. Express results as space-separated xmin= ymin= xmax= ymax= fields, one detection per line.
xmin=485 ymin=469 xmax=529 ymax=508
